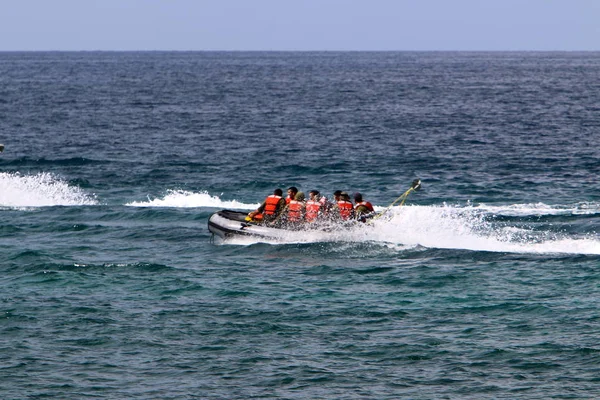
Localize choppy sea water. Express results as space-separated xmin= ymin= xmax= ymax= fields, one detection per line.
xmin=1 ymin=51 xmax=599 ymax=399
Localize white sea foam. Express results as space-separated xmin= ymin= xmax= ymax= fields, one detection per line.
xmin=472 ymin=202 xmax=600 ymax=216
xmin=223 ymin=204 xmax=600 ymax=255
xmin=126 ymin=190 xmax=600 ymax=255
xmin=127 ymin=189 xmax=259 ymax=209
xmin=0 ymin=172 xmax=97 ymax=208
xmin=368 ymin=205 xmax=600 ymax=255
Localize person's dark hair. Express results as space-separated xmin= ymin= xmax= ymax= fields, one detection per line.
xmin=333 ymin=190 xmax=342 ymax=196
xmin=309 ymin=190 xmax=319 ymax=196
xmin=353 ymin=192 xmax=363 ymax=202
xmin=274 ymin=188 xmax=283 ymax=196
xmin=287 ymin=186 xmax=298 ymax=194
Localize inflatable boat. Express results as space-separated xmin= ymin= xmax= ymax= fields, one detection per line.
xmin=208 ymin=209 xmax=303 ymax=239
xmin=208 ymin=180 xmax=421 ymax=240
xmin=208 ymin=209 xmax=357 ymax=240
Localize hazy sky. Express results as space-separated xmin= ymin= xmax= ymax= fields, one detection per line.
xmin=1 ymin=0 xmax=598 ymax=51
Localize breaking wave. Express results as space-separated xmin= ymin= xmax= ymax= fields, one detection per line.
xmin=126 ymin=189 xmax=259 ymax=209
xmin=0 ymin=172 xmax=97 ymax=208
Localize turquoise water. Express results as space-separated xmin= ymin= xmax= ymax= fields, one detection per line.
xmin=1 ymin=52 xmax=600 ymax=399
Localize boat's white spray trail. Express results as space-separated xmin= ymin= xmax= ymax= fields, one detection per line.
xmin=129 ymin=190 xmax=600 ymax=255
xmin=368 ymin=205 xmax=600 ymax=255
xmin=228 ymin=203 xmax=600 ymax=256
xmin=471 ymin=202 xmax=600 ymax=216
xmin=0 ymin=172 xmax=97 ymax=208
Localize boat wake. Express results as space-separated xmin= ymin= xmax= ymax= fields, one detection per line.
xmin=471 ymin=201 xmax=600 ymax=216
xmin=0 ymin=172 xmax=97 ymax=208
xmin=108 ymin=190 xmax=600 ymax=255
xmin=368 ymin=205 xmax=600 ymax=255
xmin=169 ymin=191 xmax=599 ymax=255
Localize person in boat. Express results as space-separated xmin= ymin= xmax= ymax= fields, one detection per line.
xmin=330 ymin=190 xmax=342 ymax=214
xmin=333 ymin=190 xmax=342 ymax=202
xmin=332 ymin=191 xmax=354 ymax=221
xmin=281 ymin=191 xmax=306 ymax=226
xmin=305 ymin=190 xmax=328 ymax=222
xmin=247 ymin=188 xmax=286 ymax=223
xmin=353 ymin=192 xmax=375 ymax=222
xmin=286 ymin=186 xmax=298 ymax=204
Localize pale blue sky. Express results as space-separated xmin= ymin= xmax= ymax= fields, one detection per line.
xmin=1 ymin=0 xmax=598 ymax=51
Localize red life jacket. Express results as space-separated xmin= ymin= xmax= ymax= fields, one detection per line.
xmin=287 ymin=200 xmax=304 ymax=222
xmin=355 ymin=201 xmax=374 ymax=212
xmin=305 ymin=200 xmax=321 ymax=222
xmin=264 ymin=195 xmax=282 ymax=215
xmin=337 ymin=200 xmax=354 ymax=220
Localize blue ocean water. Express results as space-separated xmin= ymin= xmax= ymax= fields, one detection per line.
xmin=1 ymin=51 xmax=600 ymax=399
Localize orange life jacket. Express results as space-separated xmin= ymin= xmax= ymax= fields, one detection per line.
xmin=355 ymin=201 xmax=374 ymax=212
xmin=287 ymin=200 xmax=304 ymax=222
xmin=305 ymin=200 xmax=321 ymax=222
xmin=337 ymin=200 xmax=354 ymax=220
xmin=264 ymin=195 xmax=282 ymax=215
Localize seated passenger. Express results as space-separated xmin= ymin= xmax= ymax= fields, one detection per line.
xmin=247 ymin=188 xmax=286 ymax=223
xmin=353 ymin=192 xmax=375 ymax=222
xmin=332 ymin=190 xmax=342 ymax=203
xmin=283 ymin=191 xmax=306 ymax=225
xmin=286 ymin=186 xmax=298 ymax=204
xmin=305 ymin=190 xmax=328 ymax=222
xmin=333 ymin=191 xmax=354 ymax=221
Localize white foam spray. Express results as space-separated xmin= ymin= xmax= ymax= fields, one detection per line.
xmin=472 ymin=202 xmax=600 ymax=216
xmin=367 ymin=205 xmax=600 ymax=255
xmin=126 ymin=189 xmax=600 ymax=255
xmin=127 ymin=190 xmax=258 ymax=209
xmin=223 ymin=203 xmax=600 ymax=255
xmin=0 ymin=172 xmax=97 ymax=208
